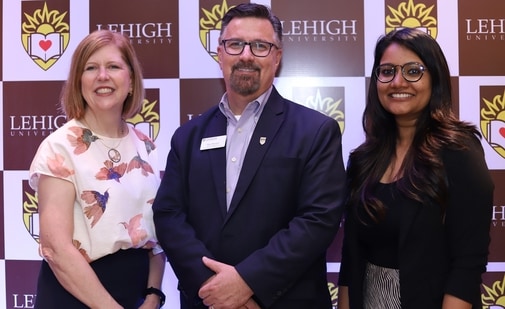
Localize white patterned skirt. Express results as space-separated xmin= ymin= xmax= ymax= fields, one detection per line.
xmin=363 ymin=262 xmax=401 ymax=309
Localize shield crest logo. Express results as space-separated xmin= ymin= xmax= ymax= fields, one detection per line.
xmin=126 ymin=89 xmax=162 ymax=144
xmin=480 ymin=88 xmax=505 ymax=159
xmin=199 ymin=0 xmax=246 ymax=62
xmin=23 ymin=181 xmax=40 ymax=244
xmin=21 ymin=2 xmax=70 ymax=71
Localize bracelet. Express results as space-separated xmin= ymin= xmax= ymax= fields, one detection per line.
xmin=144 ymin=287 xmax=166 ymax=307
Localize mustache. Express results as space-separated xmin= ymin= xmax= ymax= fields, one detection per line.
xmin=232 ymin=62 xmax=260 ymax=72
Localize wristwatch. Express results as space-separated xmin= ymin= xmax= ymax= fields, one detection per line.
xmin=144 ymin=287 xmax=166 ymax=307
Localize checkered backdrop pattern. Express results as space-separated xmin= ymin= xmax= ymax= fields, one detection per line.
xmin=1 ymin=0 xmax=505 ymax=308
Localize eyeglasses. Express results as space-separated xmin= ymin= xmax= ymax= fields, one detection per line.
xmin=221 ymin=39 xmax=278 ymax=57
xmin=375 ymin=62 xmax=427 ymax=83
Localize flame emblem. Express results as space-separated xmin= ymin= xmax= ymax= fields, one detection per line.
xmin=385 ymin=0 xmax=437 ymax=38
xmin=304 ymin=89 xmax=345 ymax=133
xmin=126 ymin=98 xmax=161 ymax=142
xmin=482 ymin=275 xmax=505 ymax=308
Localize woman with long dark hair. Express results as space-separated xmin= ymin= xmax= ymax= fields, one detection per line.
xmin=338 ymin=28 xmax=494 ymax=309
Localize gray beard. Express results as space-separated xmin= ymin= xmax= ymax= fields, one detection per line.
xmin=229 ymin=71 xmax=260 ymax=96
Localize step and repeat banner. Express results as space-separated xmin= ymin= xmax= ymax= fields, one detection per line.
xmin=1 ymin=0 xmax=505 ymax=308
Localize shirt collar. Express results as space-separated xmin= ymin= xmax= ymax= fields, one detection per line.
xmin=218 ymin=86 xmax=273 ymax=119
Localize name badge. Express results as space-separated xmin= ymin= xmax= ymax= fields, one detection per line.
xmin=200 ymin=135 xmax=227 ymax=150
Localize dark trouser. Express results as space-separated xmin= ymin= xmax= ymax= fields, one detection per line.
xmin=35 ymin=248 xmax=149 ymax=309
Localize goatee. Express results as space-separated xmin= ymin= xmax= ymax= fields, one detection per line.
xmin=230 ymin=63 xmax=260 ymax=96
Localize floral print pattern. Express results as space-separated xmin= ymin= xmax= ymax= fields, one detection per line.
xmin=29 ymin=119 xmax=162 ymax=262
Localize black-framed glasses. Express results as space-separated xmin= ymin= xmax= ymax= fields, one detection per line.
xmin=375 ymin=62 xmax=427 ymax=83
xmin=221 ymin=39 xmax=278 ymax=57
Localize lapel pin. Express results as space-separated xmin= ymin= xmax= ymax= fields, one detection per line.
xmin=259 ymin=137 xmax=266 ymax=145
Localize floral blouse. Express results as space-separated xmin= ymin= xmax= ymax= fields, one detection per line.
xmin=29 ymin=118 xmax=163 ymax=262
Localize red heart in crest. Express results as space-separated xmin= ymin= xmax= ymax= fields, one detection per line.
xmin=500 ymin=127 xmax=505 ymax=138
xmin=39 ymin=40 xmax=52 ymax=51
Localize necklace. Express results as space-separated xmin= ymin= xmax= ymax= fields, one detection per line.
xmin=81 ymin=119 xmax=127 ymax=163
xmin=100 ymin=138 xmax=123 ymax=163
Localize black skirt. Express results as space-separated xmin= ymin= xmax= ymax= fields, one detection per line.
xmin=35 ymin=248 xmax=149 ymax=309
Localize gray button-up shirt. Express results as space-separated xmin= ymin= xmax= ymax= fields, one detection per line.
xmin=218 ymin=87 xmax=272 ymax=209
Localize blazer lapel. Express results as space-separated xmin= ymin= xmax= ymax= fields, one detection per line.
xmin=206 ymin=111 xmax=229 ymax=218
xmin=226 ymin=89 xmax=285 ymax=219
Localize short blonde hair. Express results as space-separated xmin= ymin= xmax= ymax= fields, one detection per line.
xmin=60 ymin=29 xmax=145 ymax=120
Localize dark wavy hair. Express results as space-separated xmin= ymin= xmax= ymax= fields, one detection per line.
xmin=348 ymin=28 xmax=480 ymax=223
xmin=219 ymin=3 xmax=283 ymax=47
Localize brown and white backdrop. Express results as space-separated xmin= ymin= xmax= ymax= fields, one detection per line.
xmin=1 ymin=0 xmax=504 ymax=308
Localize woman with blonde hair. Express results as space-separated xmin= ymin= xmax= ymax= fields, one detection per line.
xmin=30 ymin=30 xmax=166 ymax=308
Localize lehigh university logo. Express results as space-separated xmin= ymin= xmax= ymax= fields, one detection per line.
xmin=199 ymin=0 xmax=246 ymax=62
xmin=293 ymin=87 xmax=345 ymax=134
xmin=126 ymin=93 xmax=161 ymax=143
xmin=480 ymin=88 xmax=505 ymax=159
xmin=23 ymin=181 xmax=40 ymax=244
xmin=385 ymin=0 xmax=437 ymax=38
xmin=21 ymin=2 xmax=70 ymax=71
xmin=481 ymin=274 xmax=505 ymax=308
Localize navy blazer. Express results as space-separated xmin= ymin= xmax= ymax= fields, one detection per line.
xmin=153 ymin=87 xmax=346 ymax=308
